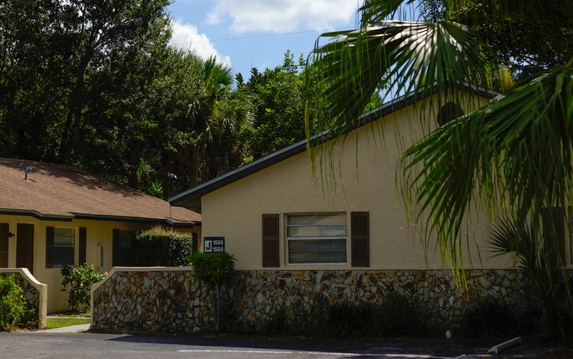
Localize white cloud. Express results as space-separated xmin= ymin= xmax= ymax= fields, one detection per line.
xmin=206 ymin=0 xmax=358 ymax=33
xmin=169 ymin=20 xmax=232 ymax=67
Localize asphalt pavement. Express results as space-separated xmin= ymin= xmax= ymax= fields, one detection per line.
xmin=6 ymin=325 xmax=571 ymax=359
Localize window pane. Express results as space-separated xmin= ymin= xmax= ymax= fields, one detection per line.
xmin=54 ymin=237 xmax=74 ymax=246
xmin=54 ymin=228 xmax=75 ymax=247
xmin=288 ymin=225 xmax=346 ymax=238
xmin=287 ymin=214 xmax=347 ymax=264
xmin=289 ymin=239 xmax=346 ymax=252
xmin=289 ymin=250 xmax=347 ymax=264
xmin=54 ymin=247 xmax=74 ymax=266
xmin=54 ymin=228 xmax=75 ymax=237
xmin=288 ymin=214 xmax=345 ymax=226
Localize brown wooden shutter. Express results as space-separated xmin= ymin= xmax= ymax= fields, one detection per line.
xmin=79 ymin=227 xmax=87 ymax=265
xmin=0 ymin=224 xmax=8 ymax=268
xmin=46 ymin=226 xmax=54 ymax=268
xmin=17 ymin=224 xmax=34 ymax=273
xmin=192 ymin=232 xmax=198 ymax=253
xmin=262 ymin=214 xmax=280 ymax=267
xmin=112 ymin=229 xmax=119 ymax=266
xmin=351 ymin=212 xmax=370 ymax=267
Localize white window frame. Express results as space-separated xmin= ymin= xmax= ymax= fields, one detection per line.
xmin=286 ymin=213 xmax=347 ymax=264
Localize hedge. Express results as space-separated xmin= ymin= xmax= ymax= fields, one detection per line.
xmin=134 ymin=226 xmax=194 ymax=266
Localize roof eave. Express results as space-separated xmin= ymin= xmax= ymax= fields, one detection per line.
xmin=0 ymin=208 xmax=197 ymax=228
xmin=169 ymin=85 xmax=496 ymax=209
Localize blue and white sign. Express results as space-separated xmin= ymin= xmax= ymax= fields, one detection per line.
xmin=204 ymin=236 xmax=225 ymax=253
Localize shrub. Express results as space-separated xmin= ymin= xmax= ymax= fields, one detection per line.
xmin=135 ymin=226 xmax=194 ymax=266
xmin=260 ymin=309 xmax=289 ymax=335
xmin=61 ymin=263 xmax=105 ymax=311
xmin=289 ymin=294 xmax=327 ymax=335
xmin=460 ymin=297 xmax=519 ymax=341
xmin=190 ymin=251 xmax=236 ymax=332
xmin=0 ymin=274 xmax=27 ymax=330
xmin=259 ymin=290 xmax=427 ymax=338
xmin=317 ymin=300 xmax=378 ymax=338
xmin=378 ymin=289 xmax=427 ymax=337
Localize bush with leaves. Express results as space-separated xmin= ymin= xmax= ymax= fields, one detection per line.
xmin=460 ymin=297 xmax=519 ymax=341
xmin=190 ymin=251 xmax=236 ymax=332
xmin=259 ymin=290 xmax=427 ymax=338
xmin=317 ymin=300 xmax=378 ymax=338
xmin=377 ymin=289 xmax=427 ymax=337
xmin=0 ymin=274 xmax=28 ymax=330
xmin=61 ymin=263 xmax=105 ymax=311
xmin=135 ymin=226 xmax=194 ymax=266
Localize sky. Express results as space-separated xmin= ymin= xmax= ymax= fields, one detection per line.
xmin=167 ymin=0 xmax=361 ymax=79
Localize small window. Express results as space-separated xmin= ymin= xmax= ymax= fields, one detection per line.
xmin=287 ymin=213 xmax=347 ymax=264
xmin=54 ymin=228 xmax=75 ymax=267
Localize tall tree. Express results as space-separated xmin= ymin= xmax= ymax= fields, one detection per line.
xmin=237 ymin=50 xmax=309 ymax=160
xmin=0 ymin=0 xmax=171 ymax=164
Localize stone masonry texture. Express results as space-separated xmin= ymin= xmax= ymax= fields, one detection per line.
xmin=92 ymin=269 xmax=524 ymax=333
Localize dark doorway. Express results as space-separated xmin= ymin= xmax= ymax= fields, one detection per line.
xmin=16 ymin=223 xmax=34 ymax=274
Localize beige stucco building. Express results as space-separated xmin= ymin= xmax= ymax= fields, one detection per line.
xmin=170 ymin=91 xmax=564 ymax=273
xmin=0 ymin=158 xmax=201 ymax=313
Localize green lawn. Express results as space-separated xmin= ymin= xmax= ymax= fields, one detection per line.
xmin=46 ymin=317 xmax=90 ymax=329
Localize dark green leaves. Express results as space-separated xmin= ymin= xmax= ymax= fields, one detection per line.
xmin=308 ymin=19 xmax=487 ymax=144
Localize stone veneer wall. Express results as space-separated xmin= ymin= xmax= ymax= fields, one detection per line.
xmin=0 ymin=270 xmax=45 ymax=328
xmin=91 ymin=268 xmax=523 ymax=333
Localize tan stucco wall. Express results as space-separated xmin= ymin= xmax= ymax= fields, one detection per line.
xmin=0 ymin=215 xmax=200 ymax=313
xmin=201 ymin=95 xmax=515 ymax=271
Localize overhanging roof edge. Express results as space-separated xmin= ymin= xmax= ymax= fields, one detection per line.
xmin=169 ymin=85 xmax=496 ymax=208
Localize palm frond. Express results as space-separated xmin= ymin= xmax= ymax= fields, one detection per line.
xmin=307 ymin=19 xmax=487 ymax=148
xmin=401 ymin=58 xmax=573 ymax=271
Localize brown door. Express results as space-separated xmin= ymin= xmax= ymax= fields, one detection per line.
xmin=16 ymin=223 xmax=34 ymax=274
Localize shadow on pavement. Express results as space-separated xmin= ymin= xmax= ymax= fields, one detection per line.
xmin=105 ymin=335 xmax=564 ymax=358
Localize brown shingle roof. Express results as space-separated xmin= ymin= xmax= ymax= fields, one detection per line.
xmin=0 ymin=157 xmax=200 ymax=227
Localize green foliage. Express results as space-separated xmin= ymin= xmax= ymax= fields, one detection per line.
xmin=135 ymin=226 xmax=194 ymax=266
xmin=0 ymin=275 xmax=28 ymax=330
xmin=190 ymin=251 xmax=236 ymax=332
xmin=306 ymin=1 xmax=573 ymax=301
xmin=318 ymin=300 xmax=377 ymax=338
xmin=460 ymin=297 xmax=519 ymax=341
xmin=238 ymin=50 xmax=311 ymax=159
xmin=0 ymin=1 xmax=252 ymax=198
xmin=260 ymin=309 xmax=289 ymax=335
xmin=146 ymin=180 xmax=164 ymax=199
xmin=489 ymin=216 xmax=573 ymax=341
xmin=259 ymin=290 xmax=426 ymax=338
xmin=452 ymin=0 xmax=573 ymax=79
xmin=47 ymin=317 xmax=91 ymax=329
xmin=61 ymin=263 xmax=105 ymax=311
xmin=377 ymin=290 xmax=427 ymax=337
xmin=189 ymin=251 xmax=236 ymax=290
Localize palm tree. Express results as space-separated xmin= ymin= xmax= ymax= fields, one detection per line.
xmin=154 ymin=51 xmax=251 ymax=199
xmin=307 ymin=0 xmax=573 ymax=275
xmin=185 ymin=56 xmax=252 ymax=188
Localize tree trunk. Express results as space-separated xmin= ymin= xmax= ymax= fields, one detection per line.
xmin=215 ymin=283 xmax=221 ymax=333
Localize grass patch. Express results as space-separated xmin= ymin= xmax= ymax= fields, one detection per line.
xmin=50 ymin=311 xmax=90 ymax=318
xmin=46 ymin=317 xmax=90 ymax=329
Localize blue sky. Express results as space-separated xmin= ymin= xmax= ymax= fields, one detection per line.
xmin=167 ymin=0 xmax=361 ymax=79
